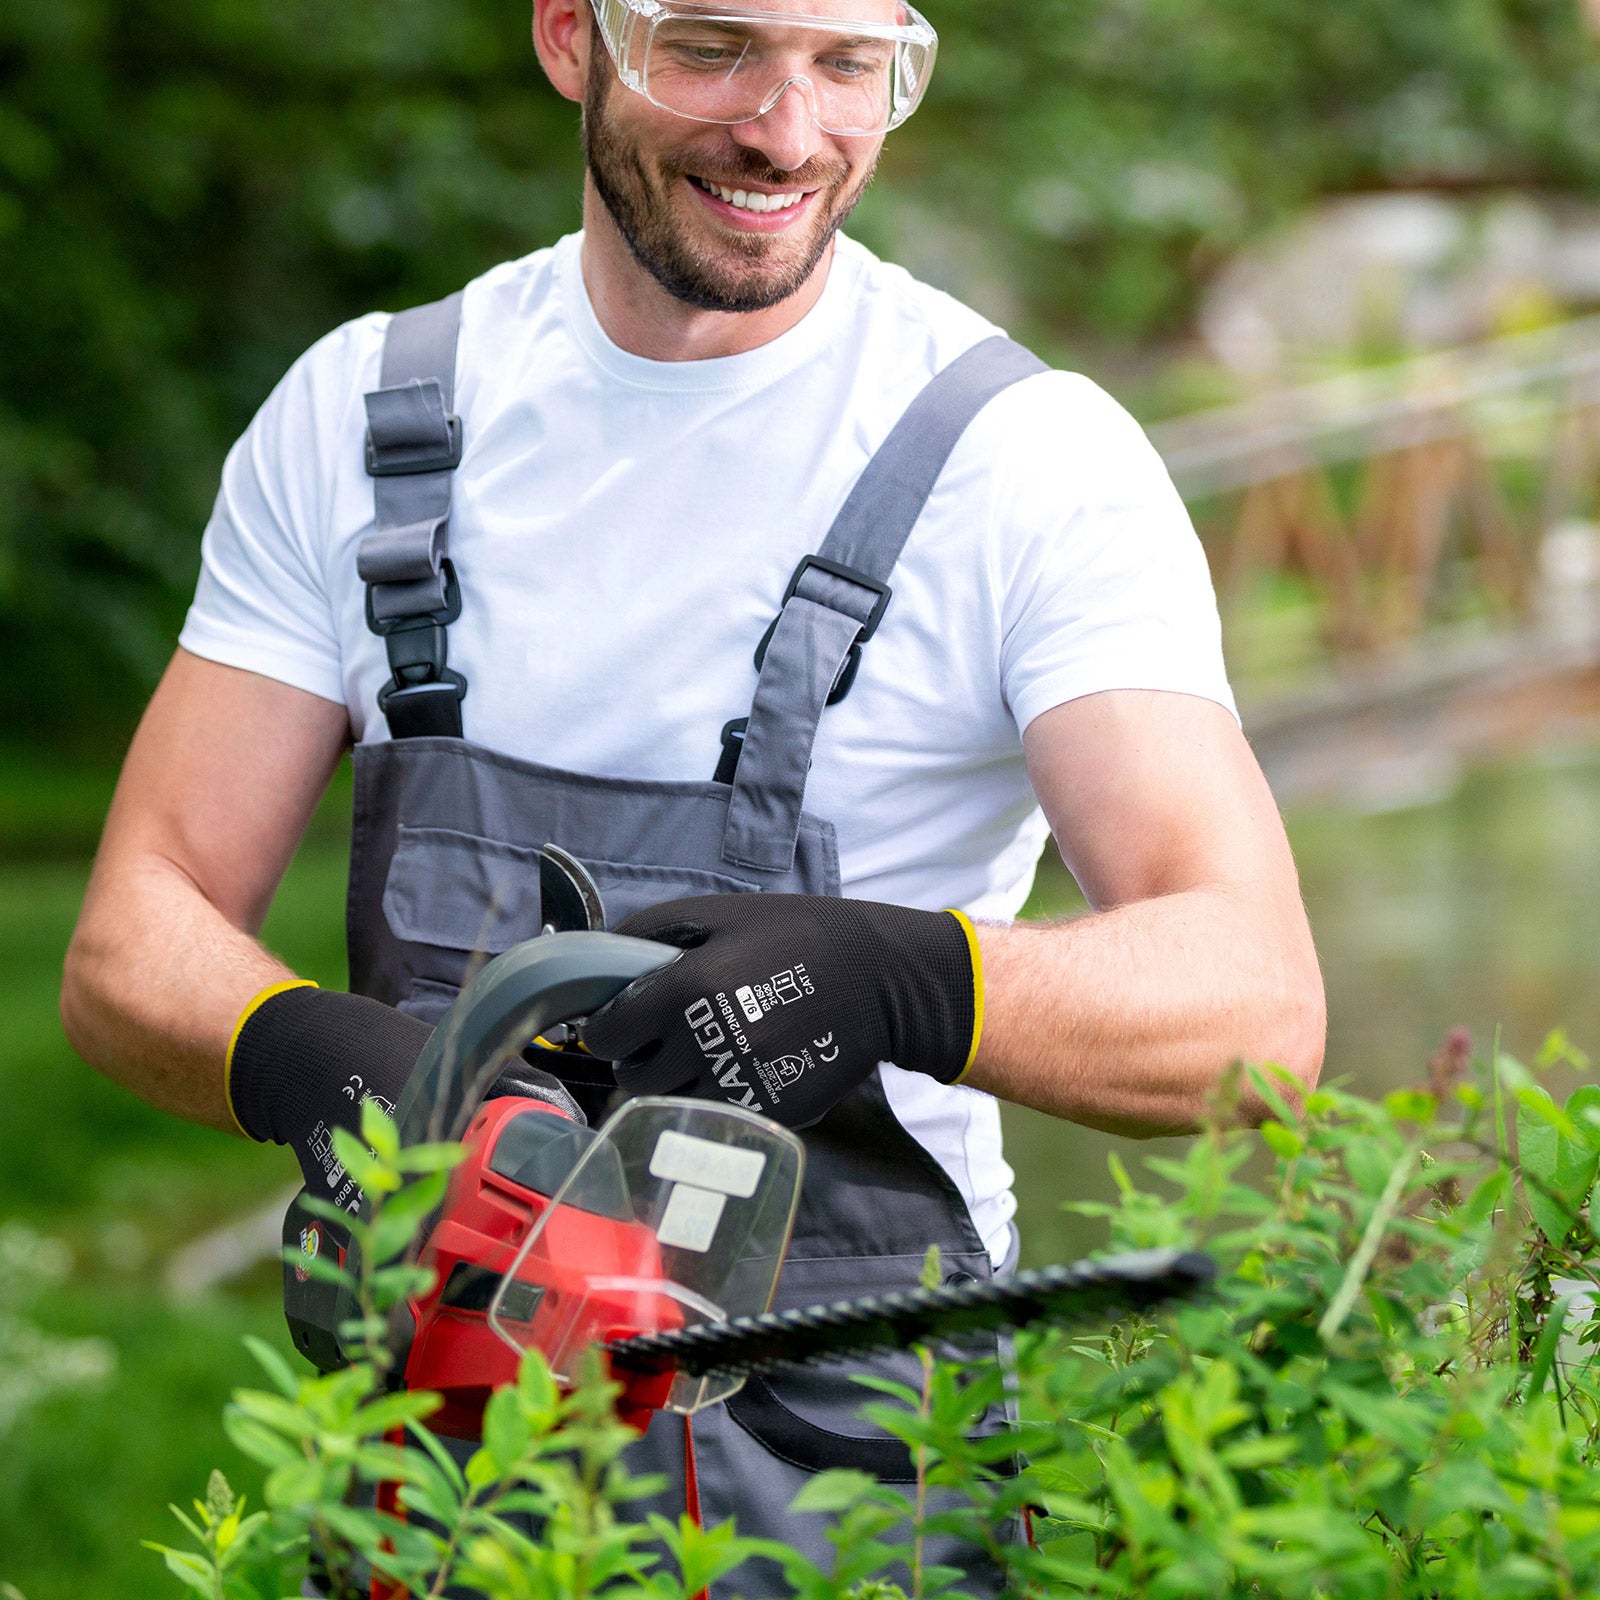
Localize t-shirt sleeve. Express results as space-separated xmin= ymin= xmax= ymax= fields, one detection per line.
xmin=178 ymin=317 xmax=381 ymax=706
xmin=988 ymin=371 xmax=1237 ymax=734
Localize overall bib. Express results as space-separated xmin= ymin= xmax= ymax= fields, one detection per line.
xmin=345 ymin=294 xmax=1046 ymax=1596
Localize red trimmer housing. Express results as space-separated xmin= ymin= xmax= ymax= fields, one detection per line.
xmin=398 ymin=1095 xmax=680 ymax=1435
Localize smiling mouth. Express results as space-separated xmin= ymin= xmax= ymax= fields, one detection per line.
xmin=690 ymin=175 xmax=811 ymax=214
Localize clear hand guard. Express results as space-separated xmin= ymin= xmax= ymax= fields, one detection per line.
xmin=488 ymin=1097 xmax=804 ymax=1415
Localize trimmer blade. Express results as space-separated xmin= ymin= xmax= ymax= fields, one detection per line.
xmin=540 ymin=843 xmax=607 ymax=933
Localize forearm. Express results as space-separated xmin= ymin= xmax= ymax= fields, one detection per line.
xmin=965 ymin=886 xmax=1325 ymax=1136
xmin=61 ymin=652 xmax=351 ymax=1133
xmin=61 ymin=851 xmax=297 ymax=1133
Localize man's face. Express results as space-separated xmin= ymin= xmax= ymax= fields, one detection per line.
xmin=580 ymin=9 xmax=888 ymax=315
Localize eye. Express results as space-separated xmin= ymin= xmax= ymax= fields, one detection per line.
xmin=819 ymin=45 xmax=891 ymax=79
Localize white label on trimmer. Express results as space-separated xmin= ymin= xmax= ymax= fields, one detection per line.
xmin=651 ymin=1131 xmax=767 ymax=1198
xmin=657 ymin=1184 xmax=727 ymax=1253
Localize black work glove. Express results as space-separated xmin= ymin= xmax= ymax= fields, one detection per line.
xmin=580 ymin=895 xmax=983 ymax=1129
xmin=228 ymin=984 xmax=583 ymax=1209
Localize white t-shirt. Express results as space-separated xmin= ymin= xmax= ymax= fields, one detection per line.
xmin=181 ymin=230 xmax=1235 ymax=1265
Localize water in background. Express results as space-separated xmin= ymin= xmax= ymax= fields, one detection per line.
xmin=1005 ymin=741 xmax=1600 ymax=1265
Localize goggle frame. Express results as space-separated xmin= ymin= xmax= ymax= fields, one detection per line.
xmin=588 ymin=0 xmax=939 ymax=136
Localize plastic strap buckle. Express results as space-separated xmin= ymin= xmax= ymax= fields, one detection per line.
xmin=365 ymin=557 xmax=463 ymax=637
xmin=365 ymin=414 xmax=463 ymax=478
xmin=368 ymin=559 xmax=468 ymax=738
xmin=752 ymin=555 xmax=893 ymax=706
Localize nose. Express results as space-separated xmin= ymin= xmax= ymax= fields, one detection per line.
xmin=728 ymin=77 xmax=823 ymax=173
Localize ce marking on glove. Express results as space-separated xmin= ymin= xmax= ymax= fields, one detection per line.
xmin=814 ymin=1033 xmax=840 ymax=1063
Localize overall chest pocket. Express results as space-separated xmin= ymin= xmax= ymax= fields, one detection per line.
xmin=380 ymin=825 xmax=766 ymax=958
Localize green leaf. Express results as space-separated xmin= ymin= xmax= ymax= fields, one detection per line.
xmin=366 ymin=1170 xmax=451 ymax=1265
xmin=1322 ymin=1381 xmax=1435 ymax=1458
xmin=1220 ymin=1433 xmax=1302 ymax=1469
xmin=395 ymin=1141 xmax=466 ymax=1175
xmin=790 ymin=1469 xmax=879 ymax=1514
xmin=242 ymin=1336 xmax=301 ymax=1401
xmin=362 ymin=1098 xmax=400 ymax=1163
xmin=1539 ymin=1029 xmax=1591 ymax=1074
xmin=1259 ymin=1120 xmax=1303 ymax=1160
xmin=368 ymin=1263 xmax=437 ymax=1303
xmin=355 ymin=1390 xmax=443 ymax=1438
xmin=516 ymin=1348 xmax=562 ymax=1419
xmin=848 ymin=1373 xmax=924 ymax=1406
xmin=1464 ymin=1167 xmax=1511 ymax=1225
xmin=1528 ymin=1296 xmax=1571 ymax=1397
xmin=221 ymin=1412 xmax=304 ymax=1470
xmin=332 ymin=1126 xmax=399 ymax=1195
xmin=482 ymin=1385 xmax=535 ymax=1473
xmin=264 ymin=1458 xmax=325 ymax=1507
xmin=145 ymin=1547 xmax=217 ymax=1596
xmin=1568 ymin=1084 xmax=1600 ymax=1147
xmin=1517 ymin=1088 xmax=1599 ymax=1244
xmin=1383 ymin=1089 xmax=1437 ymax=1126
xmin=1245 ymin=1063 xmax=1300 ymax=1125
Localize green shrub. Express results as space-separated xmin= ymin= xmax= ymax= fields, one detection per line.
xmin=0 ymin=1222 xmax=115 ymax=1439
xmin=152 ymin=1040 xmax=1600 ymax=1597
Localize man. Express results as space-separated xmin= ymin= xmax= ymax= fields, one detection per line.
xmin=62 ymin=0 xmax=1325 ymax=1589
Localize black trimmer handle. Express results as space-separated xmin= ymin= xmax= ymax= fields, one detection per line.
xmin=396 ymin=932 xmax=677 ymax=1150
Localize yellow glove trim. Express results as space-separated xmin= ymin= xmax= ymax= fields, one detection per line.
xmin=946 ymin=910 xmax=984 ymax=1087
xmin=224 ymin=979 xmax=319 ymax=1138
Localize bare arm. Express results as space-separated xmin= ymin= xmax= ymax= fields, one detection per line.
xmin=964 ymin=689 xmax=1325 ymax=1135
xmin=61 ymin=649 xmax=351 ymax=1131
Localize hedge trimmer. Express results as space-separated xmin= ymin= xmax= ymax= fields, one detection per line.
xmin=282 ymin=918 xmax=1215 ymax=1438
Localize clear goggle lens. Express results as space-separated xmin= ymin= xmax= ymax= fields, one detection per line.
xmin=594 ymin=1 xmax=938 ymax=137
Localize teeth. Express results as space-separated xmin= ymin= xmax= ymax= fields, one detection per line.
xmin=696 ymin=178 xmax=804 ymax=214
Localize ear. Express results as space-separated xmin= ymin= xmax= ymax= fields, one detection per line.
xmin=534 ymin=0 xmax=590 ymax=105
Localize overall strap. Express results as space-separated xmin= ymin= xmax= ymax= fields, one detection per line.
xmin=360 ymin=292 xmax=468 ymax=740
xmin=720 ymin=335 xmax=1049 ymax=874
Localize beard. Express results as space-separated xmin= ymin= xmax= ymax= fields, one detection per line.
xmin=581 ymin=50 xmax=877 ymax=314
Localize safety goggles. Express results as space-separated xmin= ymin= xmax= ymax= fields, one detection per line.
xmin=588 ymin=0 xmax=939 ymax=137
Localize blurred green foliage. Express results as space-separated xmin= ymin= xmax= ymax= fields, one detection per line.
xmin=5 ymin=0 xmax=1600 ymax=737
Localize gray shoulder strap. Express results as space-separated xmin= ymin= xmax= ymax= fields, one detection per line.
xmin=722 ymin=335 xmax=1050 ymax=874
xmin=361 ymin=292 xmax=469 ymax=739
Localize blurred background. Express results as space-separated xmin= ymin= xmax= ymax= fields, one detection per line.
xmin=8 ymin=0 xmax=1600 ymax=1591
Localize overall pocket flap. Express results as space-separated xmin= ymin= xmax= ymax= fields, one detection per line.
xmin=382 ymin=826 xmax=544 ymax=954
xmin=583 ymin=857 xmax=760 ymax=930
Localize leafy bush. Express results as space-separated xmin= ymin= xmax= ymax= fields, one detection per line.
xmin=0 ymin=1221 xmax=115 ymax=1439
xmin=152 ymin=1036 xmax=1600 ymax=1597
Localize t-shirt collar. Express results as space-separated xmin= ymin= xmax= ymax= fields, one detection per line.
xmin=556 ymin=229 xmax=855 ymax=393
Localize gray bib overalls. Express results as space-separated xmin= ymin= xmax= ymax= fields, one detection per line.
xmin=348 ymin=292 xmax=1046 ymax=1596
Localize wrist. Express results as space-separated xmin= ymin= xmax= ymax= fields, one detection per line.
xmin=834 ymin=899 xmax=981 ymax=1086
xmin=944 ymin=910 xmax=985 ymax=1085
xmin=224 ymin=980 xmax=319 ymax=1137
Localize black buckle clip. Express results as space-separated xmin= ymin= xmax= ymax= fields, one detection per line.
xmin=377 ymin=671 xmax=468 ymax=732
xmin=369 ymin=559 xmax=467 ymax=735
xmin=753 ymin=556 xmax=893 ymax=707
xmin=365 ymin=414 xmax=464 ymax=478
xmin=714 ymin=718 xmax=748 ymax=785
